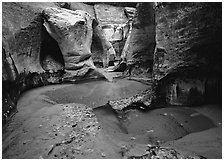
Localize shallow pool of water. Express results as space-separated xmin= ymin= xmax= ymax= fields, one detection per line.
xmin=44 ymin=79 xmax=149 ymax=108
xmin=93 ymin=105 xmax=216 ymax=145
xmin=2 ymin=79 xmax=221 ymax=159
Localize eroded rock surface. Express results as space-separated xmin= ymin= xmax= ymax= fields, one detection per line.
xmin=120 ymin=2 xmax=156 ymax=76
xmin=92 ymin=24 xmax=116 ymax=68
xmin=153 ymin=3 xmax=222 ymax=106
xmin=93 ymin=4 xmax=130 ymax=67
xmin=2 ymin=2 xmax=62 ymax=123
xmin=2 ymin=2 xmax=108 ymax=123
xmin=42 ymin=7 xmax=93 ymax=65
xmin=2 ymin=2 xmax=222 ymax=159
xmin=42 ymin=7 xmax=108 ymax=81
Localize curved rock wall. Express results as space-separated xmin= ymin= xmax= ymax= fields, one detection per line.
xmin=2 ymin=2 xmax=106 ymax=123
xmin=121 ymin=2 xmax=156 ymax=76
xmin=2 ymin=2 xmax=52 ymax=123
xmin=42 ymin=8 xmax=93 ymax=62
xmin=2 ymin=2 xmax=222 ymax=123
xmin=153 ymin=3 xmax=222 ymax=106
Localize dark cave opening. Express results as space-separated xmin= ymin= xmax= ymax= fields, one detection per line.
xmin=40 ymin=25 xmax=65 ymax=71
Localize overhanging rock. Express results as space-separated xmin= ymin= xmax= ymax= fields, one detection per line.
xmin=42 ymin=7 xmax=105 ymax=81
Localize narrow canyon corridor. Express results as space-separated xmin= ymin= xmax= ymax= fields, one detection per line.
xmin=2 ymin=2 xmax=222 ymax=159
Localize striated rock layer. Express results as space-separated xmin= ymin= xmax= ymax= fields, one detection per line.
xmin=153 ymin=3 xmax=222 ymax=106
xmin=108 ymin=2 xmax=222 ymax=110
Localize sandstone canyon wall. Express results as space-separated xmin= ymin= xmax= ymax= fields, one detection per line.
xmin=2 ymin=2 xmax=222 ymax=123
xmin=153 ymin=2 xmax=222 ymax=106
xmin=2 ymin=2 xmax=106 ymax=123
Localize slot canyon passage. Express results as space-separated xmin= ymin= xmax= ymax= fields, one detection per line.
xmin=2 ymin=2 xmax=222 ymax=159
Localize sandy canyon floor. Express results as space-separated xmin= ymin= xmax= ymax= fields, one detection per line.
xmin=2 ymin=79 xmax=222 ymax=159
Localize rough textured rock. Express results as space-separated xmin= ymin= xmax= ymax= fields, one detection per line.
xmin=153 ymin=3 xmax=222 ymax=106
xmin=2 ymin=2 xmax=62 ymax=123
xmin=155 ymin=76 xmax=206 ymax=106
xmin=42 ymin=7 xmax=106 ymax=81
xmin=42 ymin=8 xmax=93 ymax=68
xmin=120 ymin=2 xmax=156 ymax=76
xmin=56 ymin=2 xmax=116 ymax=68
xmin=3 ymin=3 xmax=43 ymax=74
xmin=2 ymin=2 xmax=107 ymax=123
xmin=94 ymin=4 xmax=128 ymax=25
xmin=126 ymin=145 xmax=203 ymax=159
xmin=92 ymin=25 xmax=117 ymax=68
xmin=109 ymin=3 xmax=221 ymax=108
xmin=93 ymin=4 xmax=131 ymax=66
xmin=108 ymin=81 xmax=155 ymax=111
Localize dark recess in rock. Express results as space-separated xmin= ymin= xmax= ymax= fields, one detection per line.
xmin=40 ymin=24 xmax=65 ymax=72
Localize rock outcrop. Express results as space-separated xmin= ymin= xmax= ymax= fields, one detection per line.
xmin=120 ymin=2 xmax=156 ymax=76
xmin=2 ymin=2 xmax=59 ymax=123
xmin=108 ymin=2 xmax=222 ymax=109
xmin=2 ymin=2 xmax=106 ymax=123
xmin=57 ymin=2 xmax=123 ymax=68
xmin=92 ymin=23 xmax=117 ymax=68
xmin=42 ymin=7 xmax=105 ymax=81
xmin=93 ymin=4 xmax=130 ymax=67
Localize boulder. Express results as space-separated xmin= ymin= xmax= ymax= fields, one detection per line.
xmin=109 ymin=87 xmax=155 ymax=111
